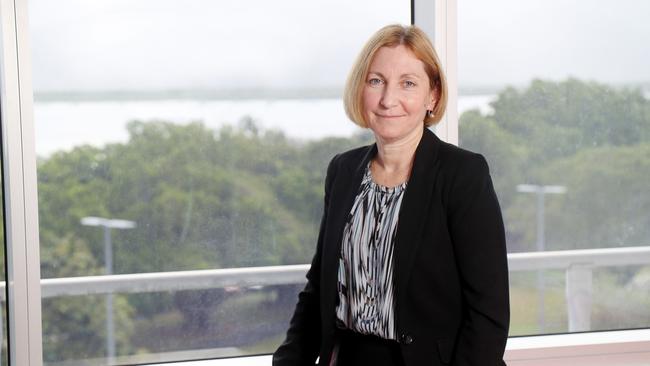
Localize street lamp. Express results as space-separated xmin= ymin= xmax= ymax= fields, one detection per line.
xmin=516 ymin=184 xmax=566 ymax=332
xmin=81 ymin=216 xmax=136 ymax=363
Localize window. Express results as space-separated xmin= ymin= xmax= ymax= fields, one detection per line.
xmin=458 ymin=0 xmax=650 ymax=335
xmin=28 ymin=0 xmax=410 ymax=364
xmin=5 ymin=0 xmax=649 ymax=365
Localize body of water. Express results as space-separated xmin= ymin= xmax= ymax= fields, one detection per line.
xmin=33 ymin=95 xmax=496 ymax=157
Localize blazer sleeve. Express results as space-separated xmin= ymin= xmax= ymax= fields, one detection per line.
xmin=447 ymin=154 xmax=510 ymax=366
xmin=272 ymin=154 xmax=339 ymax=366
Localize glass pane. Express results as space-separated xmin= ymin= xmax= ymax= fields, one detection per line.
xmin=29 ymin=0 xmax=409 ymax=364
xmin=458 ymin=0 xmax=650 ymax=336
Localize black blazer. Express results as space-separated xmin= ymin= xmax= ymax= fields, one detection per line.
xmin=274 ymin=128 xmax=509 ymax=366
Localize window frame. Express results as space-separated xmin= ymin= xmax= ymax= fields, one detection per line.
xmin=1 ymin=0 xmax=649 ymax=365
xmin=1 ymin=0 xmax=43 ymax=364
xmin=414 ymin=0 xmax=458 ymax=145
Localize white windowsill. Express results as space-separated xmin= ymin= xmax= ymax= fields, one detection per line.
xmin=154 ymin=329 xmax=650 ymax=366
xmin=505 ymin=328 xmax=650 ymax=363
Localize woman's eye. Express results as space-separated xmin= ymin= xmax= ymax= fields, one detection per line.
xmin=404 ymin=80 xmax=416 ymax=88
xmin=368 ymin=78 xmax=383 ymax=86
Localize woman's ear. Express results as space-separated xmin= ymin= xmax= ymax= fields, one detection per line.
xmin=429 ymin=88 xmax=438 ymax=109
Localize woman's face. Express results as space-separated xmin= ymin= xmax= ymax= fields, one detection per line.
xmin=362 ymin=45 xmax=435 ymax=144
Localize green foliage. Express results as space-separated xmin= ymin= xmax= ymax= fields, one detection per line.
xmin=537 ymin=143 xmax=650 ymax=249
xmin=460 ymin=78 xmax=650 ymax=252
xmin=591 ymin=266 xmax=650 ymax=330
xmin=490 ymin=79 xmax=650 ymax=162
xmin=36 ymin=118 xmax=371 ymax=360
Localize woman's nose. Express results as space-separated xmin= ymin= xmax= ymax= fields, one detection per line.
xmin=379 ymin=86 xmax=399 ymax=108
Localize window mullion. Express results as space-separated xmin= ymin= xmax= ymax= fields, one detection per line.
xmin=413 ymin=0 xmax=458 ymax=145
xmin=0 ymin=0 xmax=43 ymax=365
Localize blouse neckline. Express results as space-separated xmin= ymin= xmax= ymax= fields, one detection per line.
xmin=365 ymin=162 xmax=408 ymax=194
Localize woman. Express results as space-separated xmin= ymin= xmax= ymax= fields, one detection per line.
xmin=273 ymin=24 xmax=509 ymax=366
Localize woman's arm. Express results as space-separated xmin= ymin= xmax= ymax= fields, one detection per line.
xmin=447 ymin=153 xmax=510 ymax=366
xmin=272 ymin=155 xmax=339 ymax=366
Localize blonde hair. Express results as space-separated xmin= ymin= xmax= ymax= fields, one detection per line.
xmin=343 ymin=24 xmax=448 ymax=127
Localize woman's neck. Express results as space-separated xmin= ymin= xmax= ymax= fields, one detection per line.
xmin=371 ymin=127 xmax=423 ymax=187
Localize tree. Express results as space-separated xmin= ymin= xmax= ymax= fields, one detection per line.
xmin=36 ymin=119 xmax=373 ymax=356
xmin=534 ymin=143 xmax=650 ymax=250
xmin=459 ymin=78 xmax=650 ymax=252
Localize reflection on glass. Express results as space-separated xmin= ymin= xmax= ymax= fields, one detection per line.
xmin=30 ymin=0 xmax=409 ymax=363
xmin=458 ymin=0 xmax=650 ymax=335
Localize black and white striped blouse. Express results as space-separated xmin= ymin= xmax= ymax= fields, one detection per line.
xmin=335 ymin=162 xmax=407 ymax=340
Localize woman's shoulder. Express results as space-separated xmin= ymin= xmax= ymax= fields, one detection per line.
xmin=433 ymin=135 xmax=489 ymax=174
xmin=322 ymin=144 xmax=373 ymax=187
xmin=329 ymin=144 xmax=374 ymax=169
xmin=428 ymin=135 xmax=495 ymax=206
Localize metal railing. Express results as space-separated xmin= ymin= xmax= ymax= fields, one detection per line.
xmin=1 ymin=246 xmax=649 ymax=364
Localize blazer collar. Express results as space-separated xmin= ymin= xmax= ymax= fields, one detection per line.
xmin=351 ymin=142 xmax=377 ymax=176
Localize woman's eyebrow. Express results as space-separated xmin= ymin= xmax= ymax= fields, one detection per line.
xmin=367 ymin=71 xmax=423 ymax=79
xmin=401 ymin=73 xmax=422 ymax=79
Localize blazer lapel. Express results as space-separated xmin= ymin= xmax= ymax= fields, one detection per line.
xmin=393 ymin=128 xmax=441 ymax=295
xmin=320 ymin=145 xmax=376 ymax=327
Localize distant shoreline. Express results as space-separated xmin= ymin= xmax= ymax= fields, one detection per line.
xmin=32 ymin=96 xmax=499 ymax=158
xmin=33 ymin=81 xmax=650 ymax=102
xmin=31 ymin=88 xmax=502 ymax=102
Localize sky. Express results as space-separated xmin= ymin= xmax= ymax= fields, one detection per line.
xmin=29 ymin=0 xmax=410 ymax=92
xmin=28 ymin=0 xmax=650 ymax=93
xmin=458 ymin=0 xmax=650 ymax=88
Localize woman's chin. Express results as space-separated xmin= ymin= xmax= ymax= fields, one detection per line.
xmin=371 ymin=127 xmax=422 ymax=145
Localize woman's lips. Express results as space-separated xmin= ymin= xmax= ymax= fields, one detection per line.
xmin=377 ymin=114 xmax=405 ymax=118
